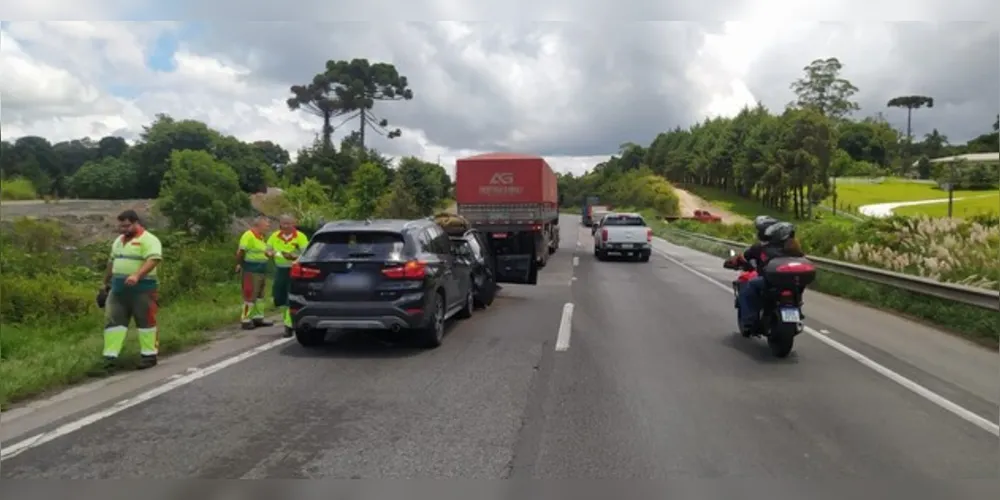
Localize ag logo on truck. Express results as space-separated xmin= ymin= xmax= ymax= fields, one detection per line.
xmin=481 ymin=172 xmax=524 ymax=196
xmin=489 ymin=172 xmax=515 ymax=185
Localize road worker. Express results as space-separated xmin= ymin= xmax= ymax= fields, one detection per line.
xmin=267 ymin=214 xmax=310 ymax=337
xmin=236 ymin=216 xmax=274 ymax=329
xmin=100 ymin=210 xmax=163 ymax=370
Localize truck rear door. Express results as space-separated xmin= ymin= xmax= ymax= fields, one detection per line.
xmin=484 ymin=231 xmax=538 ymax=285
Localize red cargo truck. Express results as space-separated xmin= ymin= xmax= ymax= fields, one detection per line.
xmin=455 ymin=152 xmax=561 ymax=286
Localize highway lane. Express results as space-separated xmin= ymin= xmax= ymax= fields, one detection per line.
xmin=2 ymin=214 xmax=997 ymax=492
xmin=530 ymin=226 xmax=997 ymax=488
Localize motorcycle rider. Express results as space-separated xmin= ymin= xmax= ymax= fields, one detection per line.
xmin=730 ymin=216 xmax=788 ymax=334
xmin=741 ymin=221 xmax=806 ymax=333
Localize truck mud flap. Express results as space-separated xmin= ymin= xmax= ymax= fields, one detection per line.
xmin=495 ymin=254 xmax=538 ymax=285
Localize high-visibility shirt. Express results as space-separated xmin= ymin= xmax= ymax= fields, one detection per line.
xmin=109 ymin=228 xmax=162 ymax=294
xmin=239 ymin=229 xmax=269 ymax=274
xmin=266 ymin=229 xmax=310 ymax=268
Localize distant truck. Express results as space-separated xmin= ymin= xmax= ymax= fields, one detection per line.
xmin=581 ymin=196 xmax=600 ymax=226
xmin=663 ymin=209 xmax=722 ymax=223
xmin=455 ymin=152 xmax=561 ymax=286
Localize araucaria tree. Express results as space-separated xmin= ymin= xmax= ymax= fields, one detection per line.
xmin=288 ymin=58 xmax=414 ymax=150
xmin=887 ymin=95 xmax=934 ymax=172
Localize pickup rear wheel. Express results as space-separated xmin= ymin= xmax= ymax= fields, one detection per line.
xmin=638 ymin=251 xmax=650 ymax=262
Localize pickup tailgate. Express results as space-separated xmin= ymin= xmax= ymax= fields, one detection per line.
xmin=605 ymin=226 xmax=648 ymax=244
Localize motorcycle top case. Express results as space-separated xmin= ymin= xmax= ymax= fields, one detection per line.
xmin=762 ymin=257 xmax=816 ymax=288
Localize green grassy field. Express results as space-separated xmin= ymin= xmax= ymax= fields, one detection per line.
xmin=829 ymin=178 xmax=994 ymax=213
xmin=893 ymin=193 xmax=999 ymax=218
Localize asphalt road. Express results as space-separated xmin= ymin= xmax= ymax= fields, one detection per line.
xmin=2 ymin=214 xmax=997 ymax=495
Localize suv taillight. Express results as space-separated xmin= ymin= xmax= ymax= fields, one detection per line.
xmin=601 ymin=228 xmax=608 ymax=242
xmin=382 ymin=260 xmax=427 ymax=279
xmin=646 ymin=228 xmax=653 ymax=242
xmin=290 ymin=262 xmax=320 ymax=279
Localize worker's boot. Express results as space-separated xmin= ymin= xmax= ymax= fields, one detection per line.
xmin=137 ymin=354 xmax=158 ymax=370
xmin=283 ymin=326 xmax=294 ymax=338
xmin=253 ymin=318 xmax=274 ymax=327
xmin=89 ymin=356 xmax=119 ymax=376
xmin=242 ymin=321 xmax=255 ymax=330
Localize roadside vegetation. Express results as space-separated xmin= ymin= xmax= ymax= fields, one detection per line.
xmin=0 ymin=58 xmax=452 ymax=409
xmin=558 ymin=56 xmax=999 ymax=343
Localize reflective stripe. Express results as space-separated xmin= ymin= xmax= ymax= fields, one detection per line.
xmin=103 ymin=326 xmax=127 ymax=333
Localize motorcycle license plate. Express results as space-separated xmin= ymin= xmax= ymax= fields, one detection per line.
xmin=779 ymin=307 xmax=801 ymax=323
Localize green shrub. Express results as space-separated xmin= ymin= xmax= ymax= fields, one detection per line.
xmin=0 ymin=177 xmax=38 ymax=200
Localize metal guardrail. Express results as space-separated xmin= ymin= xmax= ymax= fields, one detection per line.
xmin=661 ymin=228 xmax=1000 ymax=311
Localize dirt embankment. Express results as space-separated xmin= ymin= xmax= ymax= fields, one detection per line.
xmin=1 ymin=195 xmax=282 ymax=244
xmin=672 ymin=188 xmax=749 ymax=224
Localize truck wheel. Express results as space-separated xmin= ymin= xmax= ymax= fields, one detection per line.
xmin=639 ymin=252 xmax=650 ymax=262
xmin=595 ymin=248 xmax=606 ymax=261
xmin=548 ymin=245 xmax=557 ymax=255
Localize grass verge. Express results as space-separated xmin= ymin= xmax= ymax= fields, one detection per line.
xmin=656 ymin=225 xmax=999 ymax=349
xmin=0 ymin=283 xmax=277 ymax=410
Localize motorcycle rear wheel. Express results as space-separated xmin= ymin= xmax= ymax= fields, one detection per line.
xmin=767 ymin=324 xmax=796 ymax=358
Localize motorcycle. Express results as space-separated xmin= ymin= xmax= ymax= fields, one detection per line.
xmin=723 ymin=249 xmax=817 ymax=358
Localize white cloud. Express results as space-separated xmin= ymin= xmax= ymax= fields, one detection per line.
xmin=1 ymin=9 xmax=997 ymax=177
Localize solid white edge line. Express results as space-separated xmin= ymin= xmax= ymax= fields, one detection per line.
xmin=650 ymin=245 xmax=1000 ymax=437
xmin=0 ymin=337 xmax=294 ymax=461
xmin=555 ymin=302 xmax=575 ymax=352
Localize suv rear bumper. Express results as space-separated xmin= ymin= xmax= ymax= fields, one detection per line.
xmin=289 ymin=293 xmax=428 ymax=331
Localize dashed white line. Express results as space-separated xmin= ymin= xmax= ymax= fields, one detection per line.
xmin=572 ymin=256 xmax=580 ymax=267
xmin=650 ymin=245 xmax=1000 ymax=437
xmin=555 ymin=302 xmax=575 ymax=352
xmin=0 ymin=336 xmax=295 ymax=461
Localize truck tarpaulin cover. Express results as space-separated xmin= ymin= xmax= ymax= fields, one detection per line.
xmin=455 ymin=153 xmax=558 ymax=205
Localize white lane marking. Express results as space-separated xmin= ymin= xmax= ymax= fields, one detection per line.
xmin=572 ymin=256 xmax=580 ymax=267
xmin=0 ymin=337 xmax=294 ymax=461
xmin=555 ymin=302 xmax=575 ymax=352
xmin=650 ymin=246 xmax=1000 ymax=437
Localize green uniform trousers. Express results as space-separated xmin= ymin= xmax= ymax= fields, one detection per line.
xmin=241 ymin=271 xmax=267 ymax=323
xmin=272 ymin=266 xmax=293 ymax=328
xmin=103 ymin=290 xmax=159 ymax=358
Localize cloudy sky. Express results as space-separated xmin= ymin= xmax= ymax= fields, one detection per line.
xmin=1 ymin=1 xmax=997 ymax=176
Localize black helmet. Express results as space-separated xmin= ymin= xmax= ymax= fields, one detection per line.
xmin=764 ymin=221 xmax=795 ymax=244
xmin=753 ymin=215 xmax=779 ymax=241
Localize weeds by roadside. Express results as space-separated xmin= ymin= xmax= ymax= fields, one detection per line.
xmin=656 ymin=225 xmax=999 ymax=348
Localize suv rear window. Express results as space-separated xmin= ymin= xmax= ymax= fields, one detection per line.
xmin=604 ymin=216 xmax=645 ymax=226
xmin=302 ymin=231 xmax=407 ymax=261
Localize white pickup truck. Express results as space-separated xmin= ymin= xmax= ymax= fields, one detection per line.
xmin=591 ymin=212 xmax=653 ymax=262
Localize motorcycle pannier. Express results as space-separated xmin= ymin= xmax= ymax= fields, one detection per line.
xmin=763 ymin=257 xmax=817 ymax=288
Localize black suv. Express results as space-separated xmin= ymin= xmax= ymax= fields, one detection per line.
xmin=288 ymin=219 xmax=475 ymax=349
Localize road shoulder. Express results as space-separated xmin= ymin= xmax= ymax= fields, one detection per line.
xmin=0 ymin=324 xmax=288 ymax=445
xmin=650 ymin=237 xmax=999 ymax=421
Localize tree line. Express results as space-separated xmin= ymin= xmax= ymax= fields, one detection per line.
xmin=559 ymin=57 xmax=999 ymax=220
xmin=0 ymin=58 xmax=456 ymax=239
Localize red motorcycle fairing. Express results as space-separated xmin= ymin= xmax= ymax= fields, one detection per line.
xmin=737 ymin=270 xmax=758 ymax=283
